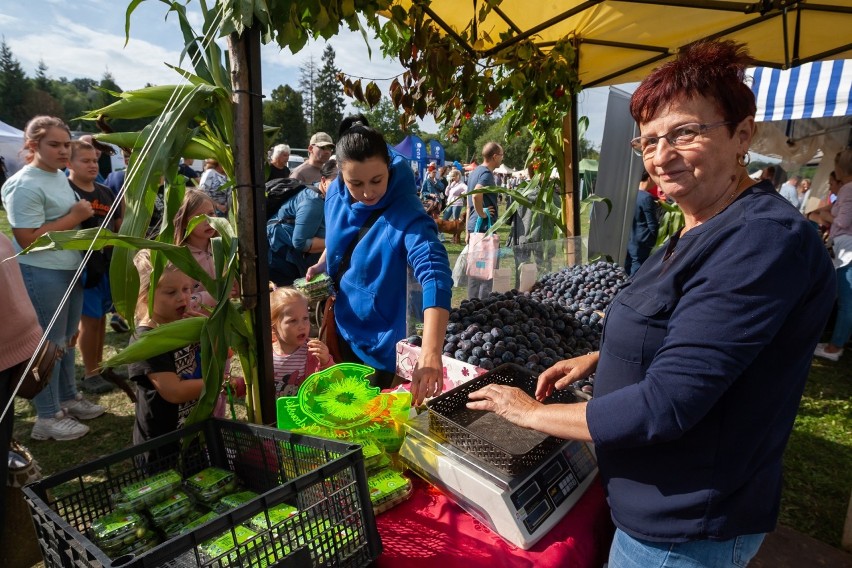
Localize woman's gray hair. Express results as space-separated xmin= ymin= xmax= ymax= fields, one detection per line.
xmin=272 ymin=144 xmax=291 ymax=159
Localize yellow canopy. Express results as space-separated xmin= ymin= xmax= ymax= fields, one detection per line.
xmin=389 ymin=0 xmax=852 ymax=87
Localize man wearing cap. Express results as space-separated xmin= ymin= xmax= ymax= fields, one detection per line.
xmin=291 ymin=133 xmax=334 ymax=185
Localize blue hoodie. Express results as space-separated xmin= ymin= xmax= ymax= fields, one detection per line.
xmin=324 ymin=151 xmax=453 ymax=372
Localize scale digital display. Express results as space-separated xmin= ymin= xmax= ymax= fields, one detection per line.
xmin=508 ymin=441 xmax=597 ymax=536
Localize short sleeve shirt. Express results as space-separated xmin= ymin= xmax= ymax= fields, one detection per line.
xmin=128 ymin=326 xmax=203 ymax=443
xmin=1 ymin=165 xmax=82 ymax=269
xmin=466 ymin=165 xmax=498 ymax=233
xmin=291 ymin=162 xmax=322 ymax=185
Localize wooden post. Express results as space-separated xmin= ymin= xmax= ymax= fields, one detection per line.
xmin=562 ymin=95 xmax=583 ymax=265
xmin=228 ymin=28 xmax=276 ymax=425
xmin=562 ymin=112 xmax=576 ymax=238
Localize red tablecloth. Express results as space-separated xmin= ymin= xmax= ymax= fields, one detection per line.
xmin=375 ymin=474 xmax=614 ymax=568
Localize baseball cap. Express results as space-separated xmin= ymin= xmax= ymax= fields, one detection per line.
xmin=309 ymin=132 xmax=334 ymax=148
xmin=427 ymin=163 xmax=436 ymax=171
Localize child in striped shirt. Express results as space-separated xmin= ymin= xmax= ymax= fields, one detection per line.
xmin=270 ymin=287 xmax=333 ymax=397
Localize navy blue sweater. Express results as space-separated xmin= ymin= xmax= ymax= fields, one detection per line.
xmin=587 ymin=181 xmax=835 ymax=542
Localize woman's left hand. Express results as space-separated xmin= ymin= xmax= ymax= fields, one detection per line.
xmin=411 ymin=351 xmax=443 ymax=406
xmin=306 ymin=260 xmax=327 ymax=281
xmin=467 ymin=385 xmax=541 ymax=429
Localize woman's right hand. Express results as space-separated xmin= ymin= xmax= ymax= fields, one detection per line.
xmin=535 ymin=352 xmax=599 ymax=401
xmin=306 ymin=260 xmax=327 ymax=281
xmin=70 ymin=199 xmax=94 ymax=222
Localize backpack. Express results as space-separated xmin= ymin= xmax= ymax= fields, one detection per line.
xmin=266 ymin=178 xmax=317 ymax=221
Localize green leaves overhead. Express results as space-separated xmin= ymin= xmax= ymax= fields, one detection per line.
xmin=131 ymin=0 xmax=394 ymax=52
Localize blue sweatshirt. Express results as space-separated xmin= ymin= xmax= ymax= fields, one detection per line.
xmin=324 ymin=151 xmax=453 ymax=372
xmin=587 ymin=181 xmax=835 ymax=542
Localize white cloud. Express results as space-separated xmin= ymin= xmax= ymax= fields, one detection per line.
xmin=8 ymin=15 xmax=185 ymax=89
xmin=0 ymin=14 xmax=18 ymax=26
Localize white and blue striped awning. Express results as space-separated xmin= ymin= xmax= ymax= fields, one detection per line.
xmin=751 ymin=60 xmax=852 ymax=122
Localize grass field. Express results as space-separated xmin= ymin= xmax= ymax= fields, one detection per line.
xmin=1 ymin=207 xmax=850 ymax=551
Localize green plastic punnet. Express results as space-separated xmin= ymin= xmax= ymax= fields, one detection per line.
xmin=110 ymin=469 xmax=182 ymax=512
xmin=184 ymin=467 xmax=237 ymax=504
xmin=248 ymin=502 xmax=300 ymax=531
xmin=293 ymin=273 xmax=332 ymax=301
xmin=213 ymin=490 xmax=259 ymax=513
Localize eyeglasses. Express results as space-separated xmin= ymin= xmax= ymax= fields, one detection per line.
xmin=630 ymin=121 xmax=732 ymax=157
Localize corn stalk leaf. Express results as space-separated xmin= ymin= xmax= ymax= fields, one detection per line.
xmin=21 ymin=228 xmax=217 ymax=293
xmin=102 ymin=317 xmax=206 ymax=366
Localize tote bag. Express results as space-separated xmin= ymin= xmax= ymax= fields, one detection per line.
xmin=466 ymin=233 xmax=500 ymax=280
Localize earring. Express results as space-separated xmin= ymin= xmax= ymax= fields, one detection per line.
xmin=737 ymin=153 xmax=751 ymax=167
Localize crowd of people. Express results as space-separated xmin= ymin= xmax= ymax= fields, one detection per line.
xmin=1 ymin=38 xmax=849 ymax=565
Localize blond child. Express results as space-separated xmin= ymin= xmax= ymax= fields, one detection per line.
xmin=270 ymin=287 xmax=333 ymax=396
xmin=128 ymin=252 xmax=209 ymax=467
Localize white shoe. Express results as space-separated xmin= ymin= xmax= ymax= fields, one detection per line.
xmin=31 ymin=410 xmax=90 ymax=441
xmin=813 ymin=343 xmax=843 ymax=362
xmin=62 ymin=394 xmax=106 ymax=420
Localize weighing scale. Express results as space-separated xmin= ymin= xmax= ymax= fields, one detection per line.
xmin=399 ymin=412 xmax=598 ymax=549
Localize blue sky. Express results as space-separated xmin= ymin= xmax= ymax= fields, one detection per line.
xmin=1 ymin=0 xmax=615 ymax=148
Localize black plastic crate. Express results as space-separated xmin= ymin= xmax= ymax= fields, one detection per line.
xmin=426 ymin=363 xmax=582 ymax=476
xmin=23 ymin=419 xmax=382 ymax=568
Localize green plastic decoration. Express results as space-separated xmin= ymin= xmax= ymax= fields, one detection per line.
xmin=276 ymin=363 xmax=411 ymax=451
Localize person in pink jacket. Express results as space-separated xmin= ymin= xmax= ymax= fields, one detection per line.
xmin=0 ymin=232 xmax=44 ymax=545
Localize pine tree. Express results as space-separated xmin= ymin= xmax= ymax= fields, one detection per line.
xmin=35 ymin=59 xmax=51 ymax=93
xmin=263 ymin=85 xmax=308 ymax=148
xmin=0 ymin=39 xmax=32 ymax=128
xmin=312 ymin=45 xmax=344 ymax=136
xmin=298 ymin=56 xmax=318 ymax=132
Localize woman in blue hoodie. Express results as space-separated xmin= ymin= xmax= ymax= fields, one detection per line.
xmin=306 ymin=115 xmax=452 ymax=405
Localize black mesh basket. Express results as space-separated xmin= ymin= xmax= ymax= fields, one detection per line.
xmin=426 ymin=363 xmax=582 ymax=476
xmin=23 ymin=419 xmax=381 ymax=568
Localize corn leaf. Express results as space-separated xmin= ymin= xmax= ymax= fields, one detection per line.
xmin=22 ymin=228 xmax=216 ymax=294
xmin=102 ymin=317 xmax=206 ymax=366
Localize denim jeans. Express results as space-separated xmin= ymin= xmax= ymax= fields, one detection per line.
xmin=830 ymin=262 xmax=852 ymax=348
xmin=442 ymin=205 xmax=463 ymax=221
xmin=20 ymin=265 xmax=83 ymax=418
xmin=609 ymin=528 xmax=765 ymax=568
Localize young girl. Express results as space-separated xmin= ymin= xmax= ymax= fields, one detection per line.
xmin=173 ymin=189 xmax=219 ymax=309
xmin=128 ymin=252 xmax=205 ymax=466
xmin=270 ymin=287 xmax=333 ymax=397
xmin=1 ymin=116 xmax=103 ymax=442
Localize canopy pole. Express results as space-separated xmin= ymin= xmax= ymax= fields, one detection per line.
xmin=229 ymin=28 xmax=276 ymax=425
xmin=561 ymin=95 xmax=582 ymax=237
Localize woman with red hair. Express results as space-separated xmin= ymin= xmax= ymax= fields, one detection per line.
xmin=468 ymin=41 xmax=836 ymax=567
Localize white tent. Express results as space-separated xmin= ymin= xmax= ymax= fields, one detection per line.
xmin=750 ymin=59 xmax=852 ymax=198
xmin=0 ymin=120 xmax=25 ymax=178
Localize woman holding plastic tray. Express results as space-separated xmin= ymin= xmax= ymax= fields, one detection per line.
xmin=306 ymin=115 xmax=453 ymax=405
xmin=467 ymin=41 xmax=835 ymax=568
